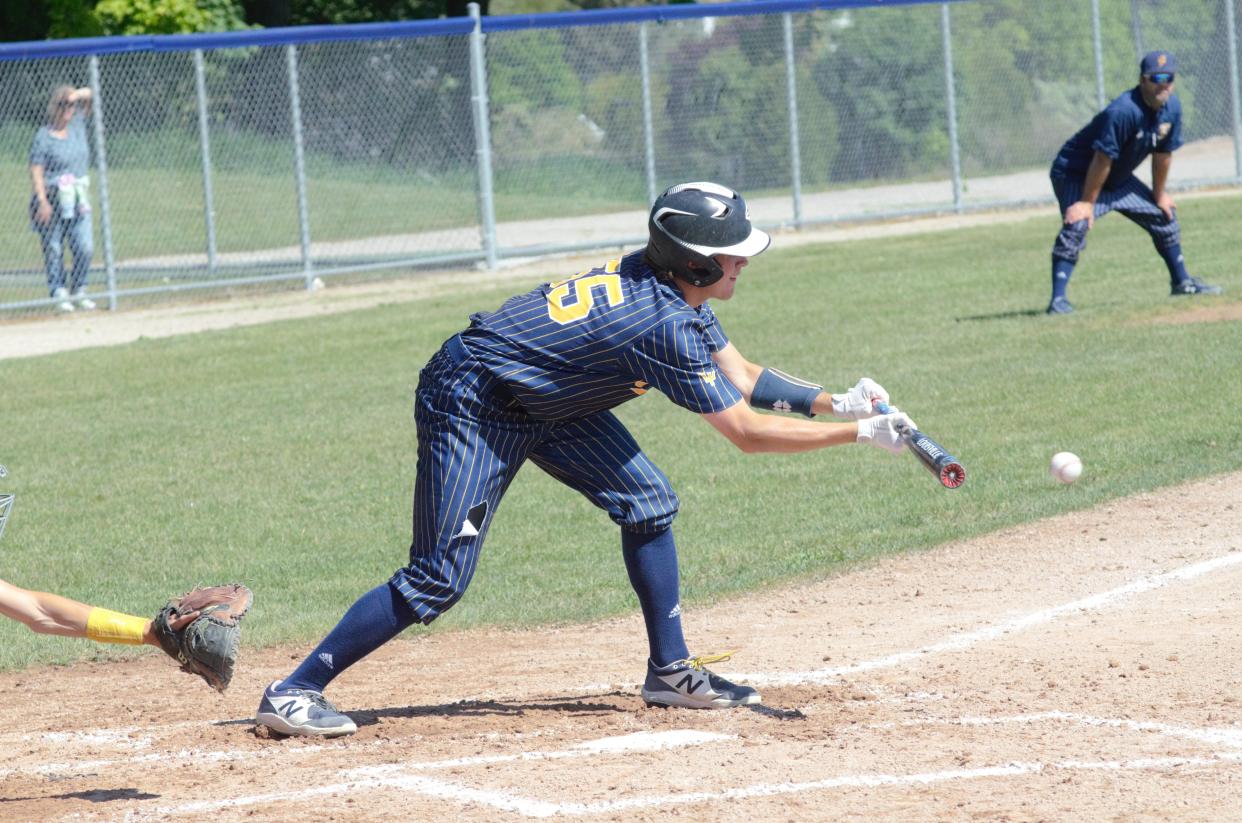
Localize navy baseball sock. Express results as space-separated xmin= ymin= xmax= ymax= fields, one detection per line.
xmin=1158 ymin=243 xmax=1190 ymax=285
xmin=280 ymin=582 xmax=417 ymax=694
xmin=621 ymin=526 xmax=690 ymax=667
xmin=1051 ymin=257 xmax=1075 ymax=300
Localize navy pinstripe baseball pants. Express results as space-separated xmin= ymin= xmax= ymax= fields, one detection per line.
xmin=390 ymin=334 xmax=680 ymax=624
xmin=1051 ymin=173 xmax=1180 ymax=262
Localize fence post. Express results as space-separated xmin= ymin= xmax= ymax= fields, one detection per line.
xmin=640 ymin=21 xmax=658 ymax=206
xmin=1129 ymin=0 xmax=1144 ymax=60
xmin=941 ymin=3 xmax=962 ymax=211
xmin=1091 ymin=0 xmax=1106 ymax=110
xmin=193 ymin=49 xmax=219 ymax=273
xmin=286 ymin=45 xmax=314 ymax=287
xmin=1227 ymin=0 xmax=1242 ymax=181
xmin=783 ymin=12 xmax=803 ymax=229
xmin=87 ymin=55 xmax=118 ymax=310
xmin=468 ymin=2 xmax=498 ymax=270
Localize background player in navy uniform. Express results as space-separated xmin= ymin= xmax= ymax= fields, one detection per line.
xmin=1046 ymin=50 xmax=1222 ymax=314
xmin=257 ymin=182 xmax=915 ymax=737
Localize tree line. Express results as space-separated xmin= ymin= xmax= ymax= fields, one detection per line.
xmin=4 ymin=0 xmax=1231 ymax=196
xmin=1 ymin=0 xmax=708 ymax=43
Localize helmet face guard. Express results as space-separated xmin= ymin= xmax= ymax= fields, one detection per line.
xmin=645 ymin=182 xmax=771 ymax=287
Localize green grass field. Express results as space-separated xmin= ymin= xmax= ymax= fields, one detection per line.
xmin=1 ymin=194 xmax=1239 ymax=671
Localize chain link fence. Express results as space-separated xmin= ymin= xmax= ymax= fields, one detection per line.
xmin=1 ymin=0 xmax=1239 ymax=317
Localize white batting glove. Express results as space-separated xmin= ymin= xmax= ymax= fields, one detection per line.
xmin=856 ymin=412 xmax=915 ymax=454
xmin=831 ymin=377 xmax=891 ymax=420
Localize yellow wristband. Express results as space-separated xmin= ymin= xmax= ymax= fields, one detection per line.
xmin=85 ymin=608 xmax=148 ymax=645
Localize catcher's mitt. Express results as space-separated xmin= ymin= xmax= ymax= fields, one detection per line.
xmin=153 ymin=583 xmax=252 ymax=693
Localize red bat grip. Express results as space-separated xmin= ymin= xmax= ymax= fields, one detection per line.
xmin=870 ymin=401 xmax=965 ymax=489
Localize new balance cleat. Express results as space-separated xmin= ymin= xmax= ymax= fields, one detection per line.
xmin=1171 ymin=277 xmax=1223 ymax=296
xmin=641 ymin=652 xmax=761 ymax=709
xmin=256 ymin=680 xmax=357 ymax=737
xmin=1046 ymin=296 xmax=1073 ymax=315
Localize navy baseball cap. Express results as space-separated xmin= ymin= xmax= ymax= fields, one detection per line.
xmin=1140 ymin=50 xmax=1176 ymax=76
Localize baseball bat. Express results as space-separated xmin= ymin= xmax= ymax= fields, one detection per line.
xmin=873 ymin=401 xmax=966 ymax=489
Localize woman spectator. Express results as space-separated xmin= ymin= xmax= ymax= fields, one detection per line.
xmin=30 ymin=85 xmax=96 ymax=312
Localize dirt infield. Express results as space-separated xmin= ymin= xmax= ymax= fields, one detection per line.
xmin=1 ymin=471 xmax=1240 ymax=821
xmin=3 ymin=200 xmax=1240 ymax=819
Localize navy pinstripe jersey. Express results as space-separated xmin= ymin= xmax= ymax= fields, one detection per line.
xmin=460 ymin=251 xmax=743 ymax=421
xmin=1051 ymin=87 xmax=1183 ymax=189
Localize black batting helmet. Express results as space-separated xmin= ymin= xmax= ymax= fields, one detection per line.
xmin=644 ymin=182 xmax=771 ymax=287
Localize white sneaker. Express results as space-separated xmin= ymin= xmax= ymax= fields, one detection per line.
xmin=255 ymin=680 xmax=357 ymax=737
xmin=52 ymin=287 xmax=75 ymax=313
xmin=72 ymin=289 xmax=97 ymax=310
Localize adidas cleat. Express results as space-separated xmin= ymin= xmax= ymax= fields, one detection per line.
xmin=1171 ymin=277 xmax=1223 ymax=296
xmin=1046 ymin=296 xmax=1074 ymax=315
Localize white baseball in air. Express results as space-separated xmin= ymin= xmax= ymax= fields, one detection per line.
xmin=1049 ymin=451 xmax=1082 ymax=484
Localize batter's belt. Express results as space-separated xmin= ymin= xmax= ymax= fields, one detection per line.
xmin=443 ymin=331 xmax=471 ymax=367
xmin=436 ymin=332 xmax=526 ymax=415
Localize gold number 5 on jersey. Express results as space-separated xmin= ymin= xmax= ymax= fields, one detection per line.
xmin=546 ymin=261 xmax=624 ymax=325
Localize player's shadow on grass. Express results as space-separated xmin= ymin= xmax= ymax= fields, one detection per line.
xmin=958 ymin=298 xmax=1128 ymax=321
xmin=955 ymin=307 xmax=1047 ymax=321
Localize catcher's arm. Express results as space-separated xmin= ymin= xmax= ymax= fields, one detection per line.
xmin=0 ymin=577 xmax=196 ymax=642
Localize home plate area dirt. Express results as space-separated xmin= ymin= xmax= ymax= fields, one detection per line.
xmin=1 ymin=472 xmax=1240 ymax=821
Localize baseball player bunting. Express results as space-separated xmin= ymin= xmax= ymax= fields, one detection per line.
xmin=256 ymin=182 xmax=916 ymax=737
